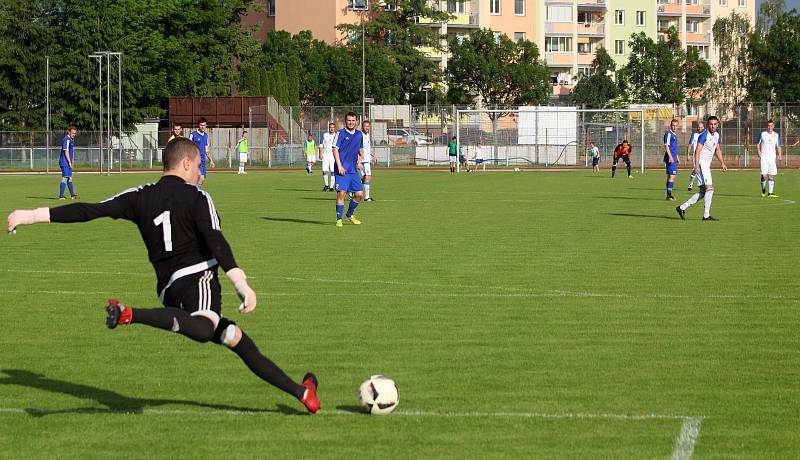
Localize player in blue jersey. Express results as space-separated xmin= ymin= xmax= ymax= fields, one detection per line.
xmin=663 ymin=119 xmax=680 ymax=201
xmin=189 ymin=117 xmax=215 ymax=188
xmin=332 ymin=112 xmax=364 ymax=227
xmin=58 ymin=126 xmax=79 ymax=200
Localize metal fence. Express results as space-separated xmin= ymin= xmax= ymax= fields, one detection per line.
xmin=2 ymin=103 xmax=799 ymax=171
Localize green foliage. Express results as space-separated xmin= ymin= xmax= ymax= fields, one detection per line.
xmin=711 ymin=12 xmax=752 ymax=105
xmin=683 ymin=48 xmax=713 ymax=99
xmin=617 ymin=29 xmax=688 ymax=104
xmin=757 ymin=0 xmax=786 ymax=33
xmin=748 ymin=10 xmax=800 ymax=102
xmin=447 ymin=29 xmax=549 ymax=108
xmin=571 ymin=48 xmax=618 ymax=108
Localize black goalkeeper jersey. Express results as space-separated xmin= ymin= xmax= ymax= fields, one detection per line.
xmin=49 ymin=175 xmax=237 ymax=300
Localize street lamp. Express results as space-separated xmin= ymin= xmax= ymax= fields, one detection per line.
xmin=422 ymin=83 xmax=432 ymax=127
xmin=353 ymin=0 xmax=385 ymax=121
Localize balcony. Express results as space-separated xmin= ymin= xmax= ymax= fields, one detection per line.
xmin=657 ymin=3 xmax=682 ymax=16
xmin=577 ymin=52 xmax=595 ymax=65
xmin=446 ymin=12 xmax=479 ymax=28
xmin=686 ymin=4 xmax=711 ymax=17
xmin=577 ymin=0 xmax=606 ymax=11
xmin=577 ymin=22 xmax=605 ymax=36
xmin=545 ymin=53 xmax=574 ymax=66
xmin=684 ymin=32 xmax=711 ymax=44
xmin=545 ymin=22 xmax=575 ymax=34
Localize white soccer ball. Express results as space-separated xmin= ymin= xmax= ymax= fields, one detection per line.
xmin=514 ymin=167 xmax=520 ymax=172
xmin=358 ymin=375 xmax=399 ymax=415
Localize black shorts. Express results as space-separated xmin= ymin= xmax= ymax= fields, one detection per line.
xmin=612 ymin=155 xmax=630 ymax=166
xmin=592 ymin=157 xmax=600 ymax=166
xmin=163 ymin=268 xmax=235 ymax=343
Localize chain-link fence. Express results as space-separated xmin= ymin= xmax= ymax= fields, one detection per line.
xmin=2 ymin=103 xmax=799 ymax=171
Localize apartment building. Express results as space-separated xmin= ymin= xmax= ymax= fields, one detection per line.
xmin=245 ymin=0 xmax=755 ymax=97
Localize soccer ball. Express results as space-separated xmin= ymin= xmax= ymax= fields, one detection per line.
xmin=358 ymin=375 xmax=399 ymax=415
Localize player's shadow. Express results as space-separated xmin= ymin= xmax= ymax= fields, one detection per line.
xmin=25 ymin=196 xmax=58 ymax=200
xmin=300 ymin=197 xmax=334 ymax=201
xmin=260 ymin=216 xmax=329 ymax=226
xmin=0 ymin=369 xmax=306 ymax=417
xmin=607 ymin=212 xmax=678 ymax=220
xmin=274 ymin=188 xmax=313 ymax=192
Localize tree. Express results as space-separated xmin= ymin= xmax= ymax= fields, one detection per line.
xmin=571 ymin=47 xmax=618 ymax=108
xmin=447 ymin=29 xmax=549 ymax=108
xmin=748 ymin=10 xmax=800 ymax=102
xmin=683 ymin=47 xmax=714 ymax=101
xmin=617 ymin=28 xmax=686 ymax=104
xmin=757 ymin=0 xmax=785 ymax=33
xmin=711 ymin=11 xmax=753 ymax=106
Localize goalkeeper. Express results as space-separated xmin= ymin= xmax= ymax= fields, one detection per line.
xmin=6 ymin=137 xmax=320 ymax=413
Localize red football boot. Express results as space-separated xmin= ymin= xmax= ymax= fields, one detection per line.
xmin=299 ymin=372 xmax=320 ymax=414
xmin=106 ymin=299 xmax=132 ymax=329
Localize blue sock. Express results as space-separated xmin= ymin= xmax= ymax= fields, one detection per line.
xmin=336 ymin=204 xmax=344 ymax=220
xmin=667 ymin=180 xmax=673 ymax=194
xmin=59 ymin=180 xmax=66 ymax=197
xmin=67 ymin=180 xmax=75 ymax=196
xmin=346 ymin=199 xmax=359 ymax=218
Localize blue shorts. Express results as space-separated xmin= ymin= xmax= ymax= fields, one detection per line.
xmin=335 ymin=172 xmax=363 ymax=193
xmin=665 ymin=162 xmax=678 ymax=176
xmin=60 ymin=164 xmax=72 ymax=177
xmin=592 ymin=157 xmax=600 ymax=166
xmin=474 ymin=159 xmax=485 ymax=164
xmin=200 ymin=163 xmax=207 ymax=178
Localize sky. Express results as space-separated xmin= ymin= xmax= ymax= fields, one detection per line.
xmin=757 ymin=0 xmax=800 ymax=12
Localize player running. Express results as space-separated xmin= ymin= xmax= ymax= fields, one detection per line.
xmin=58 ymin=126 xmax=79 ymax=200
xmin=360 ymin=120 xmax=376 ymax=201
xmin=676 ymin=115 xmax=728 ymax=221
xmin=6 ymin=138 xmax=320 ymax=413
xmin=757 ymin=119 xmax=783 ymax=198
xmin=663 ymin=119 xmax=680 ymax=201
xmin=319 ymin=122 xmax=337 ymax=191
xmin=236 ymin=130 xmax=249 ymax=175
xmin=304 ymin=133 xmax=316 ymax=174
xmin=611 ymin=139 xmax=633 ymax=179
xmin=188 ymin=117 xmax=215 ymax=188
xmin=687 ymin=122 xmax=704 ymax=191
xmin=333 ymin=112 xmax=365 ymax=227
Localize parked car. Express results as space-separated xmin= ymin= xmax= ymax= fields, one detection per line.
xmin=387 ymin=127 xmax=433 ymax=145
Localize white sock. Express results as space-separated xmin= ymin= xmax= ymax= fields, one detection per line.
xmin=768 ymin=179 xmax=774 ymax=194
xmin=703 ymin=189 xmax=714 ymax=218
xmin=689 ymin=174 xmax=695 ymax=186
xmin=322 ymin=173 xmax=328 ymax=187
xmin=681 ymin=192 xmax=702 ymax=210
xmin=364 ymin=183 xmax=370 ymax=199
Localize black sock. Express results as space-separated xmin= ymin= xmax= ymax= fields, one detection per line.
xmin=230 ymin=332 xmax=306 ymax=399
xmin=131 ymin=307 xmax=214 ymax=343
xmin=626 ymin=164 xmax=631 ymax=176
xmin=612 ymin=166 xmax=616 ymax=177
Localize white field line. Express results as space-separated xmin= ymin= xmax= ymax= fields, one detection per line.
xmin=671 ymin=416 xmax=703 ymax=460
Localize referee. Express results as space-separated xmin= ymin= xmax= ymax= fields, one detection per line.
xmin=7 ymin=138 xmax=320 ymax=413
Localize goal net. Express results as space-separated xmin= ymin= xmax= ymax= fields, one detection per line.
xmin=454 ymin=108 xmax=646 ymax=171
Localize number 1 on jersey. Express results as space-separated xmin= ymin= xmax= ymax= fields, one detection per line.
xmin=153 ymin=211 xmax=173 ymax=251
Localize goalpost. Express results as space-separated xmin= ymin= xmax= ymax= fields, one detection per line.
xmin=454 ymin=108 xmax=646 ymax=173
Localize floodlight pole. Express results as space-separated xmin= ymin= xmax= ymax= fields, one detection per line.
xmin=45 ymin=55 xmax=50 ymax=173
xmin=109 ymin=52 xmax=123 ymax=172
xmin=89 ymin=54 xmax=104 ymax=172
xmin=361 ymin=11 xmax=366 ymax=120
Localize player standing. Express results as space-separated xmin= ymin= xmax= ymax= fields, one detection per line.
xmin=590 ymin=142 xmax=600 ymax=173
xmin=6 ymin=138 xmax=320 ymax=413
xmin=189 ymin=117 xmax=215 ymax=188
xmin=448 ymin=136 xmax=458 ymax=173
xmin=333 ymin=112 xmax=364 ymax=227
xmin=236 ymin=130 xmax=249 ymax=175
xmin=168 ymin=123 xmax=183 ymax=142
xmin=319 ymin=123 xmax=337 ymax=191
xmin=58 ymin=126 xmax=79 ymax=200
xmin=611 ymin=139 xmax=633 ymax=179
xmin=360 ymin=120 xmax=376 ymax=201
xmin=676 ymin=115 xmax=728 ymax=221
xmin=304 ymin=133 xmax=316 ymax=174
xmin=757 ymin=119 xmax=783 ymax=198
xmin=663 ymin=119 xmax=680 ymax=201
xmin=687 ymin=122 xmax=704 ymax=191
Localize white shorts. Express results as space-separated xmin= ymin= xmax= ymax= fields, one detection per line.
xmin=361 ymin=162 xmax=372 ymax=177
xmin=306 ymin=155 xmax=316 ymax=163
xmin=760 ymin=158 xmax=777 ymax=176
xmin=239 ymin=152 xmax=248 ymax=163
xmin=322 ymin=155 xmax=335 ymax=172
xmin=697 ymin=161 xmax=713 ymax=186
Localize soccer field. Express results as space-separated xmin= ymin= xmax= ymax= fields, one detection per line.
xmin=1 ymin=168 xmax=798 ymax=459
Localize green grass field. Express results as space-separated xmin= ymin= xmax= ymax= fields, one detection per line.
xmin=1 ymin=168 xmax=798 ymax=459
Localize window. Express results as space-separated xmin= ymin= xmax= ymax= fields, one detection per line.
xmin=615 ymin=10 xmax=624 ymax=25
xmin=515 ymin=0 xmax=525 ymax=15
xmin=578 ymin=66 xmax=594 ymax=78
xmin=493 ymin=32 xmax=501 ymax=43
xmin=267 ymin=0 xmax=275 ymax=16
xmin=615 ymin=39 xmax=624 ymax=55
xmin=384 ymin=1 xmax=397 ymax=11
xmin=577 ymin=12 xmax=593 ymax=25
xmin=636 ymin=11 xmax=646 ymax=26
xmin=545 ymin=36 xmax=573 ymax=53
xmin=547 ymin=5 xmax=572 ymax=22
xmin=719 ymin=0 xmax=727 ymax=5
xmin=490 ymin=0 xmax=500 ymax=14
xmin=447 ymin=0 xmax=465 ymax=13
xmin=514 ymin=32 xmax=526 ymax=43
xmin=686 ymin=20 xmax=699 ymax=33
xmin=738 ymin=0 xmax=745 ymax=6
xmin=348 ymin=0 xmax=368 ymax=10
xmin=454 ymin=32 xmax=466 ymax=44
xmin=577 ymin=42 xmax=592 ymax=54
xmin=347 ymin=30 xmax=359 ymax=44
xmin=688 ymin=45 xmax=709 ymax=60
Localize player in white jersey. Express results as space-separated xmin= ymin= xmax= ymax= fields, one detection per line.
xmin=360 ymin=120 xmax=376 ymax=201
xmin=757 ymin=119 xmax=783 ymax=198
xmin=676 ymin=116 xmax=727 ymax=221
xmin=686 ymin=122 xmax=704 ymax=191
xmin=319 ymin=123 xmax=337 ymax=191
